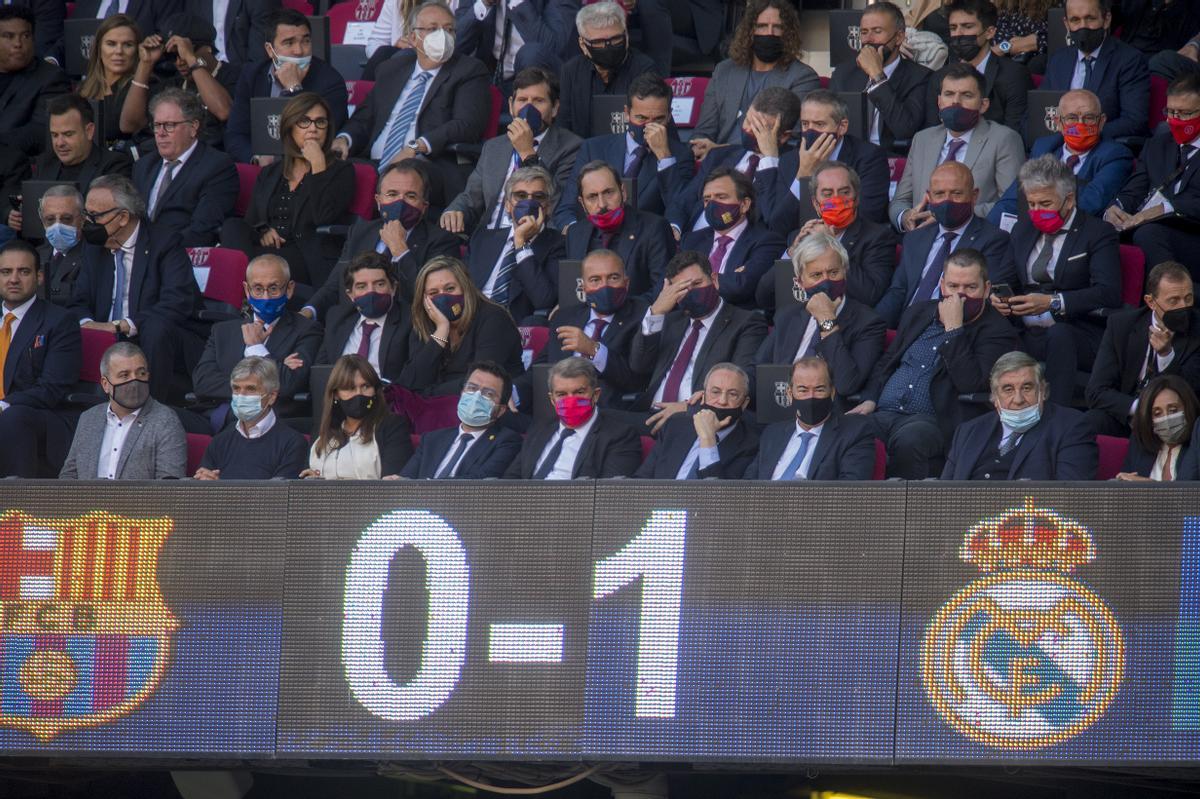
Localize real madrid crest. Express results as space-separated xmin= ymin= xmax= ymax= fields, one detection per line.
xmin=920 ymin=498 xmax=1124 ymax=749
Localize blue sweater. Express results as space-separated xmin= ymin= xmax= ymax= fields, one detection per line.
xmin=200 ymin=420 xmax=308 ymax=479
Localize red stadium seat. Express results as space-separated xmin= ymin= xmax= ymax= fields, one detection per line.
xmin=888 ymin=157 xmax=906 ymax=182
xmin=346 ymin=80 xmax=375 ymax=113
xmin=1118 ymin=244 xmax=1145 ymax=307
xmin=819 ymin=76 xmax=830 ymax=89
xmin=894 ymin=243 xmax=902 ymax=266
xmin=349 ymin=162 xmax=378 ymax=220
xmin=485 ymin=84 xmax=503 ymax=139
xmin=1031 ymin=73 xmax=1044 ymax=88
xmin=871 ymin=438 xmax=887 ymax=480
xmin=640 ymin=436 xmax=655 ymax=463
xmin=329 ymin=0 xmax=384 ymax=45
xmin=186 ymin=434 xmax=212 ymax=476
xmin=79 ymin=328 xmax=117 ymax=385
xmin=519 ymin=326 xmax=550 ymax=361
xmin=410 ymin=433 xmax=421 ymax=452
xmin=281 ymin=0 xmax=313 ymax=12
xmin=234 ymin=162 xmax=259 ymax=217
xmin=189 ymin=246 xmax=249 ymax=310
xmin=884 ymin=329 xmax=897 ymax=349
xmin=666 ymin=76 xmax=709 ymax=129
xmin=65 ymin=2 xmax=76 ymax=18
xmin=1149 ymin=75 xmax=1169 ymax=129
xmin=1096 ymin=435 xmax=1130 ymax=480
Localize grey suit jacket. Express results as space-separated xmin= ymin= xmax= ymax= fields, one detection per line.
xmin=444 ymin=124 xmax=582 ymax=232
xmin=693 ymin=58 xmax=821 ymax=145
xmin=887 ymin=118 xmax=1025 ymax=229
xmin=59 ymin=397 xmax=187 ymax=480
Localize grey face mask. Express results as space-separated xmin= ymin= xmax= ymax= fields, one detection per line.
xmin=1153 ymin=410 xmax=1189 ymax=445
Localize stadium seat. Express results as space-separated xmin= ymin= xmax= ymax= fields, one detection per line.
xmin=1096 ymin=435 xmax=1130 ymax=480
xmin=65 ymin=2 xmax=75 ymax=18
xmin=519 ymin=326 xmax=550 ymax=369
xmin=346 ymin=79 xmax=374 ymax=114
xmin=888 ymin=157 xmax=906 ymax=182
xmin=68 ymin=328 xmax=117 ymax=406
xmin=328 ymin=0 xmax=383 ymax=44
xmin=1149 ymin=75 xmax=1169 ymax=130
xmin=189 ymin=246 xmax=249 ymax=318
xmin=666 ymin=76 xmax=710 ymax=129
xmin=1031 ymin=73 xmax=1043 ymax=88
xmin=410 ymin=433 xmax=421 ymax=452
xmin=486 ymin=84 xmax=503 ymax=139
xmin=871 ymin=438 xmax=886 ymax=480
xmin=234 ymin=162 xmax=259 ymax=217
xmin=349 ymin=162 xmax=378 ymax=220
xmin=640 ymin=436 xmax=655 ymax=463
xmin=185 ymin=433 xmax=212 ymax=476
xmin=819 ymin=76 xmax=830 ymax=89
xmin=282 ymin=0 xmax=313 ymax=12
xmin=1118 ymin=244 xmax=1145 ymax=307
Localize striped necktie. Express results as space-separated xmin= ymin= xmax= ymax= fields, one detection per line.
xmin=378 ymin=71 xmax=430 ymax=172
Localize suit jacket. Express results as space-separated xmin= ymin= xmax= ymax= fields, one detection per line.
xmin=75 ymin=0 xmax=183 ymax=44
xmin=1116 ymin=129 xmax=1200 ymax=221
xmin=400 ymin=422 xmax=523 ymax=478
xmin=1170 ymin=418 xmax=1200 ymax=479
xmin=225 ymin=57 xmax=349 ymax=163
xmin=1124 ymin=438 xmax=1192 ymax=479
xmin=743 ymin=412 xmax=875 ymax=480
xmin=133 ymin=140 xmax=239 ymax=246
xmin=764 ymin=135 xmax=891 ymax=232
xmin=317 ymin=302 xmax=411 ymax=384
xmin=989 ymin=135 xmax=1134 ymax=224
xmin=563 ymin=206 xmax=675 ymax=303
xmin=466 ymin=227 xmax=561 ymax=320
xmin=447 ymin=124 xmax=582 ymax=233
xmin=0 ymin=297 xmax=80 ymax=410
xmin=0 ymin=57 xmax=70 ymax=155
xmin=35 ymin=242 xmax=85 ymax=308
xmin=556 ymin=49 xmax=658 ymax=140
xmin=399 ymin=300 xmax=525 ymax=396
xmin=666 ymin=144 xmax=784 ymax=234
xmin=680 ymin=223 xmax=784 ymax=310
xmin=629 ymin=301 xmax=767 ymax=411
xmin=503 ymin=409 xmax=643 ymax=479
xmin=692 ymin=58 xmax=820 ymax=145
xmin=1044 ymin=37 xmax=1149 ymax=140
xmin=925 ymin=55 xmax=1033 ymax=132
xmin=59 ymin=396 xmax=187 ymax=479
xmin=635 ymin=412 xmax=759 ymax=479
xmin=941 ymin=402 xmax=1097 ymax=480
xmin=193 ymin=310 xmax=322 ymax=400
xmin=9 ymin=0 xmax=65 ymax=65
xmin=874 ymin=215 xmax=1016 ymax=328
xmin=888 ymin=118 xmax=1026 ymax=226
xmin=828 ymin=56 xmax=932 ymax=153
xmin=244 ymin=158 xmax=355 ymax=276
xmin=186 ymin=0 xmax=277 ymax=70
xmin=456 ymin=0 xmax=578 ymax=69
xmin=33 ymin=143 xmax=133 ymax=191
xmin=559 ymin=131 xmax=693 ymax=228
xmin=766 ymin=217 xmax=899 ymax=310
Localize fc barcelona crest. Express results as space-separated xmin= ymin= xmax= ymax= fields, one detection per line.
xmin=80 ymin=36 xmax=94 ymax=61
xmin=847 ymin=26 xmax=862 ymax=52
xmin=0 ymin=510 xmax=178 ymax=741
xmin=1044 ymin=105 xmax=1060 ymax=134
xmin=774 ymin=380 xmax=791 ymax=409
xmin=920 ymin=499 xmax=1124 ymax=749
xmin=575 ymin=277 xmax=586 ymax=305
xmin=267 ymin=114 xmax=282 ymax=141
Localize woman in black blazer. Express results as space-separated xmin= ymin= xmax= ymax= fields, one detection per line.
xmin=221 ymin=92 xmax=354 ymax=288
xmin=400 ymin=256 xmax=524 ymax=397
xmin=1116 ymin=375 xmax=1199 ymax=481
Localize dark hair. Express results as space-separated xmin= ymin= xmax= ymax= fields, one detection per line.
xmin=1132 ymin=375 xmax=1199 ymax=455
xmin=801 ymin=89 xmax=849 ymax=124
xmin=343 ymin=252 xmax=399 ymax=292
xmin=729 ymin=0 xmax=803 ymax=67
xmin=940 ymin=62 xmax=986 ymax=96
xmin=576 ymin=159 xmax=621 ymax=197
xmin=314 ymin=355 xmax=390 ymax=457
xmin=513 ymin=66 xmax=559 ymax=105
xmin=944 ymin=247 xmax=989 ymax=282
xmin=268 ymin=8 xmax=311 ymax=41
xmin=626 ymin=72 xmax=672 ymax=105
xmin=947 ymin=0 xmax=999 ymax=29
xmin=48 ymin=93 xmax=95 ymax=126
xmin=665 ymin=250 xmax=712 ymax=281
xmin=750 ymin=85 xmax=802 ymax=133
xmin=1169 ymin=73 xmax=1200 ymax=99
xmin=1147 ymin=261 xmax=1192 ymax=298
xmin=702 ymin=166 xmax=756 ymax=205
xmin=465 ymin=360 xmax=513 ymax=405
xmin=862 ymin=1 xmax=906 ymax=32
xmin=0 ymin=6 xmax=34 ymax=28
xmin=378 ymin=158 xmax=430 ymax=200
xmin=280 ymin=92 xmax=334 ymax=180
xmin=0 ymin=238 xmax=40 ymax=270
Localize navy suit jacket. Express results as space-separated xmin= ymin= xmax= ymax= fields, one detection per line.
xmin=185 ymin=0 xmax=277 ymax=70
xmin=874 ymin=216 xmax=1016 ymax=329
xmin=503 ymin=409 xmax=644 ymax=479
xmin=317 ymin=302 xmax=411 ymax=384
xmin=763 ymin=135 xmax=890 ymax=232
xmin=563 ymin=206 xmax=675 ymax=303
xmin=558 ymin=131 xmax=694 ymax=228
xmin=743 ymin=412 xmax=875 ymax=480
xmin=466 ymin=227 xmax=562 ymax=320
xmin=0 ymin=57 xmax=69 ymax=156
xmin=225 ymin=57 xmax=349 ymax=163
xmin=942 ymin=402 xmax=1097 ymax=480
xmin=768 ymin=217 xmax=899 ymax=310
xmin=1 ymin=298 xmax=80 ymax=410
xmin=666 ymin=144 xmax=789 ymax=233
xmin=1116 ymin=129 xmax=1200 ymax=221
xmin=634 ymin=413 xmax=759 ymax=479
xmin=680 ymin=223 xmax=785 ymax=310
xmin=134 ymin=140 xmax=239 ymax=247
xmin=192 ymin=311 xmax=321 ymax=400
xmin=456 ymin=0 xmax=579 ymax=66
xmin=989 ymin=135 xmax=1133 ymax=224
xmin=1124 ymin=438 xmax=1191 ymax=479
xmin=1044 ymin=37 xmax=1149 ymax=140
xmin=400 ymin=423 xmax=523 ymax=479
xmin=828 ymin=57 xmax=931 ymax=153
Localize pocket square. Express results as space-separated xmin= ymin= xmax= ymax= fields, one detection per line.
xmin=1067 ymin=253 xmax=1087 ymax=261
xmin=33 ymin=335 xmax=45 ymax=349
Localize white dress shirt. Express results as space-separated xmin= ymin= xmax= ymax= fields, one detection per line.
xmin=1151 ymin=443 xmax=1183 ymax=481
xmin=535 ymin=407 xmax=599 ymax=479
xmin=148 ymin=140 xmax=199 ymax=218
xmin=1070 ymin=42 xmax=1104 ymax=90
xmin=342 ymin=314 xmax=387 ymax=375
xmin=642 ymin=299 xmax=724 ymax=403
xmin=212 ymin=0 xmax=229 ymax=59
xmin=866 ymin=56 xmax=902 ymax=145
xmin=78 ymin=223 xmax=140 ymax=333
xmin=97 ymin=405 xmax=143 ymax=479
xmin=793 ymin=297 xmax=846 ymax=361
xmin=675 ymin=422 xmax=736 ymax=479
xmin=0 ymin=295 xmax=37 ymax=411
xmin=771 ymin=420 xmax=825 ymax=480
xmin=1061 ymin=143 xmax=1091 ymax=174
xmin=434 ymin=426 xmax=486 ymax=477
xmin=237 ymin=408 xmax=277 ymax=439
xmin=706 ymin=217 xmax=748 ymax=272
xmin=368 ymin=63 xmax=444 ymax=160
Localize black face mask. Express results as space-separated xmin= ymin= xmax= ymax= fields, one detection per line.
xmin=587 ymin=38 xmax=627 ymax=70
xmin=793 ymin=395 xmax=833 ymax=426
xmin=83 ymin=221 xmax=110 ymax=246
xmin=1070 ymin=26 xmax=1106 ymax=55
xmin=948 ymin=34 xmax=983 ymax=61
xmin=336 ymin=394 xmax=375 ymax=420
xmin=751 ymin=34 xmax=785 ymax=63
xmin=692 ymin=402 xmax=743 ymax=424
xmin=1163 ymin=307 xmax=1193 ymax=335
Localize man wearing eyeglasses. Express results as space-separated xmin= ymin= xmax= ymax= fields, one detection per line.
xmin=132 ymin=87 xmax=238 ymax=247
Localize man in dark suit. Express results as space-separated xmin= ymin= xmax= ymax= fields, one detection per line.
xmin=442 ymin=67 xmax=579 ymax=233
xmin=186 ymin=0 xmax=277 ymax=72
xmin=6 ymin=0 xmax=64 ymax=66
xmin=752 ymin=231 xmax=887 ymax=403
xmin=875 ymin=162 xmax=1016 ymax=329
xmin=679 ymin=168 xmax=784 ymax=310
xmin=504 ymin=356 xmax=643 ymax=479
xmin=744 ymin=356 xmax=876 ymax=480
xmin=852 ymin=248 xmax=1017 ymax=478
xmin=316 ymin=253 xmax=410 ymax=384
xmin=74 ymin=0 xmax=182 ymax=47
xmin=333 ymin=3 xmax=489 ymax=205
xmin=71 ymin=175 xmax=200 ymax=401
xmin=988 ymin=89 xmax=1133 ymax=224
xmin=456 ymin=0 xmax=578 ymax=84
xmin=559 ymin=72 xmax=693 ymax=228
xmin=994 ymin=155 xmax=1121 ymax=406
xmin=1043 ymin=0 xmax=1150 ymax=140
xmin=401 ymin=360 xmax=523 ymax=478
xmin=0 ymin=6 xmax=69 ymax=156
xmin=942 ymin=350 xmax=1097 ymax=480
xmin=564 ymin=160 xmax=674 ymax=303
xmin=134 ymin=88 xmax=238 ymax=247
xmin=1085 ymin=261 xmax=1200 ymax=436
xmin=225 ymin=9 xmax=348 ymax=164
xmin=34 ymin=185 xmax=85 ymax=307
xmin=1106 ymin=74 xmax=1200 ymax=280
xmin=629 ymin=249 xmax=767 ymax=432
xmin=636 ymin=361 xmax=758 ymax=479
xmin=760 ymin=90 xmax=890 ymax=232
xmin=828 ymin=1 xmax=931 ymax=154
xmin=0 ymin=239 xmax=80 ymax=477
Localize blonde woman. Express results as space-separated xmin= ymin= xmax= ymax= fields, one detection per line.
xmin=78 ymin=14 xmax=141 ymax=144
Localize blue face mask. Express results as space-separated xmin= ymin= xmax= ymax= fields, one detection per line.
xmin=271 ymin=49 xmax=312 ymax=72
xmin=457 ymin=390 xmax=496 ymax=427
xmin=247 ymin=294 xmax=288 ymax=325
xmin=512 ymin=198 xmax=541 ymax=224
xmin=231 ymin=393 xmax=265 ymax=423
xmin=517 ymin=103 xmax=544 ymax=136
xmin=998 ymin=402 xmax=1042 ymax=433
xmin=44 ymin=222 xmax=78 ymax=253
xmin=354 ymin=291 xmax=393 ymax=319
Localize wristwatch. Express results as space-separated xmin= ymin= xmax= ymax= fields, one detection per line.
xmin=1050 ymin=294 xmax=1064 ymax=315
xmin=190 ymin=56 xmax=210 ymax=71
xmin=997 ymin=40 xmax=1012 ymax=54
xmin=818 ymin=318 xmax=838 ymax=333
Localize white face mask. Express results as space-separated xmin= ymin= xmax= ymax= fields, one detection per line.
xmin=421 ymin=28 xmax=455 ymax=64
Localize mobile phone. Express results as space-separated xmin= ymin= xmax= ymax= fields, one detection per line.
xmin=992 ymin=283 xmax=1014 ymax=300
xmin=7 ymin=195 xmax=20 ymax=209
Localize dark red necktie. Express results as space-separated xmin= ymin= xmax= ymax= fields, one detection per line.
xmin=661 ymin=319 xmax=704 ymax=403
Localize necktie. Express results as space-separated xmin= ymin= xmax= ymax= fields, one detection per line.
xmin=1030 ymin=233 xmax=1058 ymax=285
xmin=942 ymin=138 xmax=965 ymax=165
xmin=998 ymin=432 xmax=1021 ymax=457
xmin=1066 ymin=153 xmax=1080 ymax=171
xmin=0 ymin=313 xmax=15 ymax=401
xmin=152 ymin=160 xmax=179 ymax=220
xmin=533 ymin=428 xmax=575 ymax=479
xmin=803 ymin=319 xmax=821 ymax=357
xmin=599 ymin=230 xmax=614 ymax=248
xmin=110 ymin=249 xmax=127 ymax=322
xmin=490 ymin=242 xmax=518 ymax=306
xmin=378 ymin=71 xmax=430 ymax=173
xmin=779 ymin=432 xmax=815 ymax=480
xmin=745 ymin=153 xmax=761 ymax=178
xmin=436 ymin=432 xmax=474 ymax=478
xmin=684 ymin=442 xmax=703 ymax=479
xmin=661 ymin=319 xmax=704 ymax=403
xmin=590 ymin=317 xmax=608 ymax=342
xmin=1082 ymin=56 xmax=1095 ymax=87
xmin=911 ymin=231 xmax=957 ymax=306
xmin=357 ymin=321 xmax=378 ymax=359
xmin=709 ymin=234 xmax=732 ymax=274
xmin=1182 ymin=144 xmax=1196 ymax=169
xmin=625 ymin=145 xmax=646 ymax=178
xmin=1164 ymin=445 xmax=1177 ymax=482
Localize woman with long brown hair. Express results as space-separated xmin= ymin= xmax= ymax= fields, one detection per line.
xmin=78 ymin=14 xmax=141 ymax=145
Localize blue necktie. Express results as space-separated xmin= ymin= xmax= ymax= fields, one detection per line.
xmin=684 ymin=444 xmax=702 ymax=479
xmin=110 ymin=249 xmax=127 ymax=323
xmin=490 ymin=242 xmax=518 ymax=306
xmin=534 ymin=428 xmax=575 ymax=479
xmin=436 ymin=433 xmax=474 ymax=478
xmin=378 ymin=71 xmax=430 ymax=173
xmin=910 ymin=231 xmax=957 ymax=306
xmin=779 ymin=432 xmax=815 ymax=480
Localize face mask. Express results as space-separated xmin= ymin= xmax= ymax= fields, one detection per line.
xmin=1069 ymin=26 xmax=1106 ymax=55
xmin=45 ymin=222 xmax=78 ymax=252
xmin=751 ymin=34 xmax=785 ymax=63
xmin=1062 ymin=122 xmax=1101 ymax=153
xmin=627 ymin=122 xmax=646 ymax=147
xmin=800 ymin=129 xmax=829 ymax=149
xmin=271 ymin=48 xmax=312 ymax=71
xmin=939 ymin=105 xmax=980 ymax=133
xmin=1169 ymin=115 xmax=1200 ymax=146
xmin=586 ymin=38 xmax=626 ymax=70
xmin=83 ymin=221 xmax=110 ymax=246
xmin=421 ymin=28 xmax=455 ymax=63
xmin=432 ymin=292 xmax=464 ymax=321
xmin=679 ymin=282 xmax=720 ymax=318
xmin=248 ymin=295 xmax=288 ymax=325
xmin=517 ymin=103 xmax=544 ymax=136
xmin=1154 ymin=410 xmax=1190 ymax=445
xmin=928 ymin=198 xmax=974 ymax=229
xmin=945 ymin=291 xmax=985 ymax=320
xmin=588 ymin=205 xmax=624 ymax=232
xmin=740 ymin=128 xmax=760 ymax=154
xmin=998 ymin=402 xmax=1041 ymax=433
xmin=457 ymin=390 xmax=496 ymax=427
xmin=802 ymin=278 xmax=846 ymax=302
xmin=703 ymin=199 xmax=742 ymax=231
xmin=948 ymin=34 xmax=983 ymax=61
xmin=1163 ymin=306 xmax=1193 ymax=335
xmin=586 ymin=284 xmax=628 ymax=315
xmin=694 ymin=402 xmax=742 ymax=424
xmin=1030 ymin=207 xmax=1069 ymax=235
xmin=336 ymin=393 xmax=374 ymax=420
xmin=231 ymin=393 xmax=266 ymax=423
xmin=793 ymin=395 xmax=833 ymax=426
xmin=354 ymin=290 xmax=393 ymax=319
xmin=870 ymin=41 xmax=895 ymax=63
xmin=380 ymin=198 xmax=424 ymax=229
xmin=555 ymin=394 xmax=595 ymax=428
xmin=512 ymin=198 xmax=541 ymax=224
xmin=818 ymin=196 xmax=856 ymax=229
xmin=109 ymin=378 xmax=149 ymax=411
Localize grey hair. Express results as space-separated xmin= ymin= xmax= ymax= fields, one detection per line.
xmin=549 ymin=356 xmax=599 ymax=391
xmin=576 ymin=1 xmax=626 ymax=36
xmin=704 ymin=361 xmax=749 ymax=394
xmin=791 ymin=229 xmax=848 ymax=278
xmin=801 ymin=89 xmax=849 ymax=125
xmin=407 ymin=0 xmax=452 ymax=34
xmin=88 ymin=174 xmax=146 ymax=218
xmin=230 ymin=356 xmax=280 ymax=394
xmin=38 ymin=184 xmax=84 ymax=217
xmin=989 ymin=351 xmax=1047 ymax=398
xmin=246 ymin=253 xmax=291 ymax=282
xmin=504 ymin=164 xmax=559 ymax=207
xmin=1018 ymin=154 xmax=1076 ymax=201
xmin=149 ymin=87 xmax=205 ymax=124
xmin=808 ymin=160 xmax=860 ymax=204
xmin=99 ymin=341 xmax=146 ymax=379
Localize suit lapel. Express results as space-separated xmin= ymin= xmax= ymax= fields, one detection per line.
xmin=4 ymin=300 xmax=42 ymax=390
xmin=266 ymin=312 xmax=296 ymax=359
xmin=695 ymin=304 xmax=730 ymax=369
xmin=159 ymin=143 xmax=205 ymax=208
xmin=470 ymin=231 xmax=503 ymax=286
xmin=963 ymin=120 xmax=987 ymax=171
xmin=1124 ymin=312 xmax=1151 ymax=389
xmin=983 ymin=56 xmax=999 ymax=97
xmin=115 ymin=407 xmax=149 ymax=476
xmin=722 ymin=230 xmax=752 ymax=276
xmin=459 ymin=427 xmax=497 ymax=473
xmin=128 ymin=231 xmax=150 ymax=315
xmin=652 ymin=315 xmax=690 ymax=388
xmin=421 ymin=57 xmax=454 ymax=117
xmin=1009 ymin=414 xmax=1049 ymax=477
xmin=805 ymin=415 xmax=838 ymax=477
xmin=779 ymin=308 xmax=812 ymax=360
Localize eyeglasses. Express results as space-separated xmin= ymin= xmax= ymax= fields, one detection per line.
xmin=705 ymin=387 xmax=745 ymax=403
xmin=1059 ymin=113 xmax=1102 ymax=126
xmin=1166 ymin=107 xmax=1200 ymax=120
xmin=463 ymin=382 xmax=501 ymax=402
xmin=295 ymin=116 xmax=329 ymax=129
xmin=248 ymin=283 xmax=288 ymax=298
xmin=152 ymin=120 xmax=193 ymax=133
xmin=583 ymin=34 xmax=625 ymax=48
xmin=412 ymin=25 xmax=455 ymax=35
xmin=511 ymin=191 xmax=549 ymax=201
xmin=84 ymin=207 xmax=121 ymax=224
